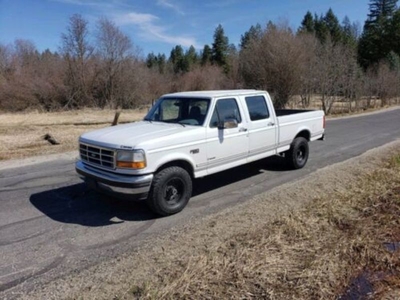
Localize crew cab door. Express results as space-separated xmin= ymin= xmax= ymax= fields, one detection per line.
xmin=242 ymin=94 xmax=277 ymax=162
xmin=206 ymin=97 xmax=249 ymax=174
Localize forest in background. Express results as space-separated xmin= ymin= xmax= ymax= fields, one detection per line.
xmin=0 ymin=0 xmax=400 ymax=114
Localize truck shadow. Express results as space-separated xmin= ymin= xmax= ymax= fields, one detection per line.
xmin=30 ymin=183 xmax=158 ymax=226
xmin=30 ymin=156 xmax=290 ymax=225
xmin=193 ymin=155 xmax=291 ymax=196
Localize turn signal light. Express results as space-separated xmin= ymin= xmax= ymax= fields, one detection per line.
xmin=116 ymin=161 xmax=146 ymax=169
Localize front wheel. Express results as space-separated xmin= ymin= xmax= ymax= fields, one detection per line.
xmin=285 ymin=137 xmax=309 ymax=169
xmin=146 ymin=166 xmax=192 ymax=216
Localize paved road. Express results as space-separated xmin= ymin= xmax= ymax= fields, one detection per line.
xmin=1 ymin=108 xmax=399 ymax=298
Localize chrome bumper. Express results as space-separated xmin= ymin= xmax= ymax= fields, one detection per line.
xmin=75 ymin=161 xmax=153 ymax=200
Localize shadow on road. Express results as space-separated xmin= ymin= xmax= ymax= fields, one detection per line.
xmin=30 ymin=156 xmax=290 ymax=225
xmin=193 ymin=155 xmax=290 ymax=195
xmin=30 ymin=183 xmax=158 ymax=226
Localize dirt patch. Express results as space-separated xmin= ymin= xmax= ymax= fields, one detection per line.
xmin=18 ymin=140 xmax=400 ymax=300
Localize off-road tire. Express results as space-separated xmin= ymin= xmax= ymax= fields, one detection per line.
xmin=286 ymin=137 xmax=309 ymax=169
xmin=146 ymin=166 xmax=192 ymax=216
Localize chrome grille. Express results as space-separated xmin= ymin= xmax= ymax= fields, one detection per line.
xmin=79 ymin=143 xmax=115 ymax=169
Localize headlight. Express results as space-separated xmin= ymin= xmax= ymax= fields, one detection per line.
xmin=116 ymin=150 xmax=146 ymax=169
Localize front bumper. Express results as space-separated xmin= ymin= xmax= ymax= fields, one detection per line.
xmin=75 ymin=161 xmax=153 ymax=200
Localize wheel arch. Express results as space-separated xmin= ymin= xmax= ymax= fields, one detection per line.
xmin=294 ymin=129 xmax=311 ymax=141
xmin=155 ymin=159 xmax=195 ymax=178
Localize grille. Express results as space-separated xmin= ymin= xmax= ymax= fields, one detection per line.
xmin=80 ymin=143 xmax=115 ymax=169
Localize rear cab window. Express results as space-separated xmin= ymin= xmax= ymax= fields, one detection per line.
xmin=245 ymin=95 xmax=270 ymax=121
xmin=209 ymin=98 xmax=242 ymax=128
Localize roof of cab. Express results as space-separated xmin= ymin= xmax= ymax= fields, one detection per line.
xmin=162 ymin=89 xmax=265 ymax=98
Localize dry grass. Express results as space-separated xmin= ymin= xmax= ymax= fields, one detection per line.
xmin=0 ymin=108 xmax=147 ymax=160
xmin=130 ymin=152 xmax=400 ymax=299
xmin=20 ymin=141 xmax=400 ymax=300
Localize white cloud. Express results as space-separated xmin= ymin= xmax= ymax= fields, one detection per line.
xmin=157 ymin=0 xmax=185 ymax=15
xmin=118 ymin=12 xmax=159 ymax=25
xmin=116 ymin=12 xmax=197 ymax=48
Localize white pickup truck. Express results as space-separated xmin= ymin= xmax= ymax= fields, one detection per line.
xmin=76 ymin=90 xmax=325 ymax=216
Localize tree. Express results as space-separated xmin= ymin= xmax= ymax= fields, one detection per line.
xmin=240 ymin=25 xmax=308 ymax=108
xmin=240 ymin=23 xmax=262 ymax=49
xmin=61 ymin=14 xmax=94 ymax=108
xmin=298 ymin=11 xmax=315 ymax=34
xmin=342 ymin=16 xmax=359 ymax=48
xmin=366 ymin=0 xmax=397 ymax=23
xmin=169 ymin=45 xmax=185 ymax=73
xmin=184 ymin=45 xmax=198 ymax=70
xmin=323 ymin=8 xmax=343 ymax=44
xmin=358 ymin=0 xmax=399 ymax=69
xmin=96 ymin=17 xmax=133 ymax=108
xmin=389 ymin=8 xmax=400 ymax=56
xmin=211 ymin=24 xmax=229 ymax=71
xmin=146 ymin=52 xmax=157 ymax=68
xmin=200 ymin=44 xmax=212 ymax=66
xmin=314 ymin=14 xmax=330 ymax=43
xmin=0 ymin=43 xmax=12 ymax=78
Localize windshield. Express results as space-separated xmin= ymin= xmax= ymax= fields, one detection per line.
xmin=144 ymin=97 xmax=210 ymax=126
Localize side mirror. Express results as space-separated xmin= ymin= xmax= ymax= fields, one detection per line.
xmin=218 ymin=118 xmax=238 ymax=129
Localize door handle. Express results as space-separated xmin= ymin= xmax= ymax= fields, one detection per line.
xmin=239 ymin=127 xmax=248 ymax=132
xmin=267 ymin=122 xmax=275 ymax=126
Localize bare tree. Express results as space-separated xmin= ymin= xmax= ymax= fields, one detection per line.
xmin=0 ymin=43 xmax=12 ymax=79
xmin=96 ymin=17 xmax=133 ymax=108
xmin=61 ymin=14 xmax=95 ymax=108
xmin=240 ymin=24 xmax=308 ymax=108
xmin=313 ymin=40 xmax=355 ymax=114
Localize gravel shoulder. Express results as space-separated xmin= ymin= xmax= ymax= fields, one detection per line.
xmin=20 ymin=139 xmax=400 ymax=299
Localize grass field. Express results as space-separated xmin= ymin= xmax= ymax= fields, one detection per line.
xmin=0 ymin=108 xmax=147 ymax=160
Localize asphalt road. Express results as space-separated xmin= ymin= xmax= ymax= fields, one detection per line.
xmin=1 ymin=108 xmax=399 ymax=298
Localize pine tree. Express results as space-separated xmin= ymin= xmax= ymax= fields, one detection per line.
xmin=146 ymin=52 xmax=156 ymax=68
xmin=342 ymin=16 xmax=358 ymax=48
xmin=367 ymin=0 xmax=397 ymax=24
xmin=298 ymin=11 xmax=315 ymax=34
xmin=211 ymin=24 xmax=229 ymax=70
xmin=324 ymin=8 xmax=343 ymax=44
xmin=200 ymin=44 xmax=212 ymax=66
xmin=313 ymin=14 xmax=329 ymax=43
xmin=185 ymin=45 xmax=198 ymax=67
xmin=389 ymin=8 xmax=400 ymax=56
xmin=169 ymin=45 xmax=185 ymax=73
xmin=156 ymin=53 xmax=166 ymax=73
xmin=358 ymin=0 xmax=399 ymax=68
xmin=240 ymin=23 xmax=262 ymax=49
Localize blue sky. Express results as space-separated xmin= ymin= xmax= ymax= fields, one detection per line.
xmin=0 ymin=0 xmax=370 ymax=57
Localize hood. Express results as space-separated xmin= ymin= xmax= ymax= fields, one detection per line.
xmin=79 ymin=121 xmax=200 ymax=149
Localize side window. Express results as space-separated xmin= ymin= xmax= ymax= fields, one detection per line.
xmin=245 ymin=96 xmax=269 ymax=121
xmin=210 ymin=98 xmax=242 ymax=128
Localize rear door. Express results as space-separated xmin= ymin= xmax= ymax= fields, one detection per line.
xmin=205 ymin=97 xmax=249 ymax=174
xmin=243 ymin=95 xmax=277 ymax=162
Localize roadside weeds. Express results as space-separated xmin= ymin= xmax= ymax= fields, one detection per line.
xmin=19 ymin=140 xmax=400 ymax=300
xmin=128 ymin=148 xmax=400 ymax=299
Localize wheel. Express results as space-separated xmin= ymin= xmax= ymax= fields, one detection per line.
xmin=146 ymin=166 xmax=192 ymax=216
xmin=286 ymin=137 xmax=309 ymax=169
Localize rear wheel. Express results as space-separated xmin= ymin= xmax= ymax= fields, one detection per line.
xmin=146 ymin=166 xmax=192 ymax=216
xmin=286 ymin=137 xmax=309 ymax=169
